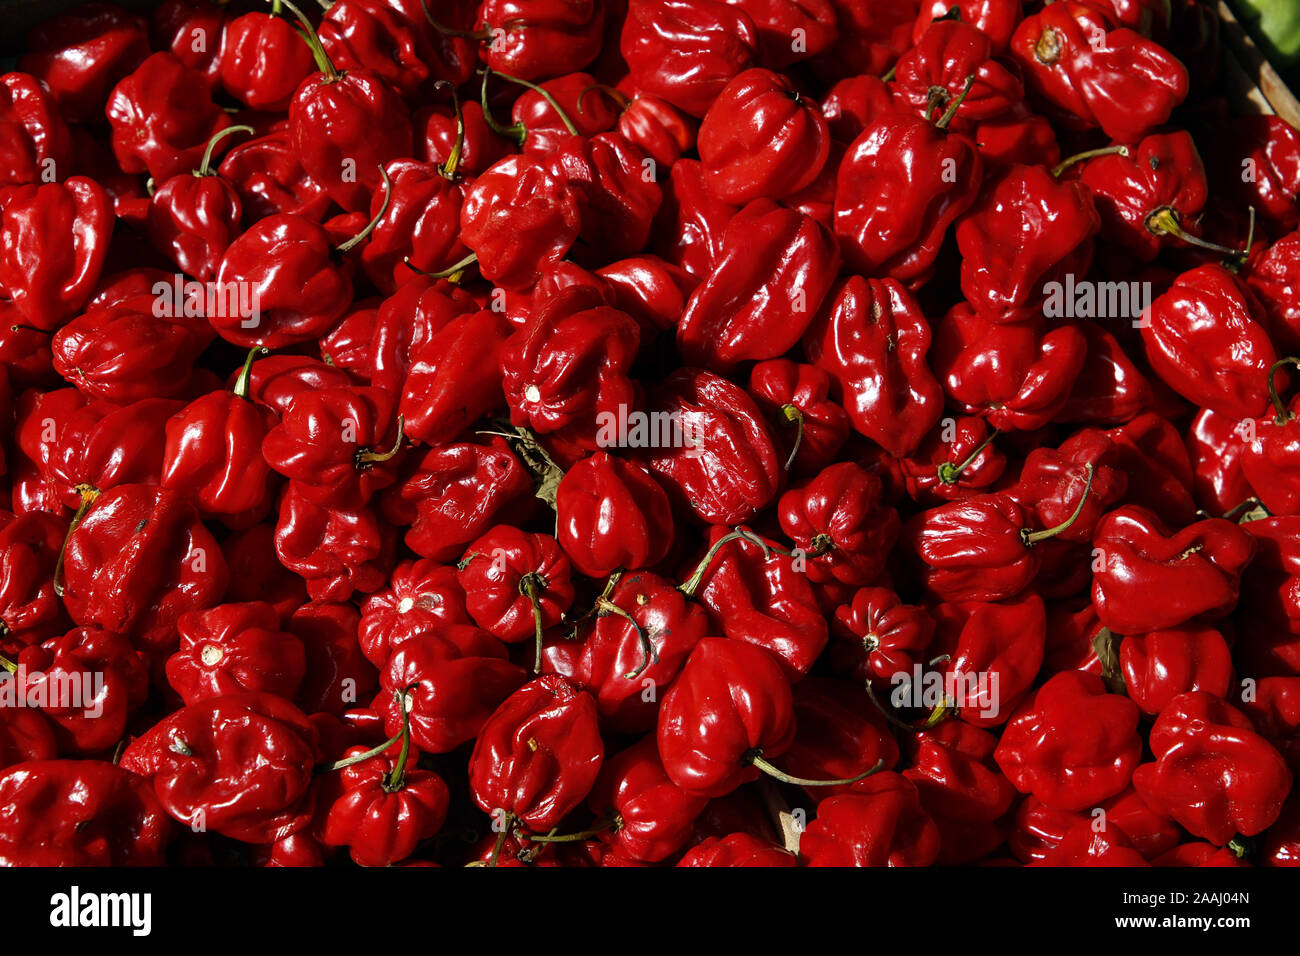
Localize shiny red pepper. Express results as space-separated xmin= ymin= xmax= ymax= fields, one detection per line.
xmin=640 ymin=368 xmax=782 ymax=525
xmin=686 ymin=525 xmax=828 ymax=679
xmin=0 ymin=176 xmax=112 ymax=330
xmin=1142 ymin=264 xmax=1278 ymax=421
xmin=933 ymin=307 xmax=1088 ymax=432
xmin=11 ymin=625 xmax=148 ymax=755
xmin=469 ymin=674 xmax=604 ymax=834
xmin=262 ymin=385 xmax=404 ymax=509
xmin=360 ymin=159 xmax=467 ymax=295
xmin=657 ymin=637 xmax=797 ymax=797
xmin=106 ymin=52 xmax=232 ymax=181
xmin=273 ymin=481 xmax=395 ymax=603
xmin=778 ymin=462 xmax=900 ymax=587
xmin=0 ymin=72 xmax=72 ymax=189
xmin=1133 ymin=691 xmax=1291 ymax=846
xmin=556 ymin=451 xmax=673 ymax=577
xmin=382 ymin=440 xmax=535 ymax=562
xmin=800 ymin=772 xmax=942 ymax=867
xmin=1092 ymin=505 xmax=1256 ymax=634
xmin=1119 ymin=626 xmax=1233 ymax=716
xmin=357 ymin=560 xmax=473 ymax=668
xmin=547 ymin=570 xmax=707 ymax=732
xmin=218 ymin=128 xmax=333 ymax=225
xmin=804 ymin=276 xmax=944 ymax=457
xmin=621 ymin=0 xmax=760 ymax=118
xmin=697 ymin=68 xmax=829 ymax=204
xmin=586 ymin=736 xmax=708 ymax=862
xmin=285 ymin=7 xmax=413 ymax=213
xmin=19 ymin=2 xmax=150 ymax=124
xmin=165 ymin=601 xmax=305 ymax=704
xmin=460 ymin=154 xmax=582 ymax=290
xmin=0 ymin=760 xmax=171 ymax=865
xmin=676 ymin=831 xmax=797 ymax=866
xmin=955 ymin=163 xmax=1100 ymax=318
xmin=60 ymin=483 xmax=229 ymax=653
xmin=830 ymin=586 xmax=935 ymax=687
xmin=214 ymin=213 xmax=355 ymax=349
xmin=994 ymin=670 xmax=1141 ymax=811
xmin=0 ymin=511 xmax=68 ymax=647
xmin=889 ymin=21 xmax=1024 ymax=130
xmin=122 ymin=692 xmax=321 ymax=843
xmin=478 ymin=0 xmax=607 ymax=82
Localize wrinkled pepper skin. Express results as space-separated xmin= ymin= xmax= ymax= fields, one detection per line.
xmin=657 ymin=638 xmax=795 ymax=797
xmin=803 ymin=276 xmax=944 ymax=458
xmin=994 ymin=670 xmax=1142 ymax=812
xmin=1141 ymin=265 xmax=1278 ymax=421
xmin=677 ymin=199 xmax=840 ymax=373
xmin=1091 ymin=506 xmax=1256 ymax=634
xmin=468 ymin=675 xmax=605 ymax=833
xmin=121 ymin=692 xmax=321 ymax=843
xmin=1133 ymin=692 xmax=1292 ymax=846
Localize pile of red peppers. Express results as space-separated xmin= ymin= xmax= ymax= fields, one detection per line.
xmin=0 ymin=0 xmax=1299 ymax=869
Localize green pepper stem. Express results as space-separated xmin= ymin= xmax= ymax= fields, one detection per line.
xmin=355 ymin=415 xmax=405 ymax=467
xmin=404 ymin=251 xmax=479 ymax=282
xmin=594 ymin=596 xmax=658 ymax=680
xmin=479 ymin=69 xmax=528 ymax=145
xmin=485 ymin=68 xmax=579 ymax=136
xmin=52 ymin=485 xmax=100 ymax=598
xmin=1051 ymin=144 xmax=1130 ymax=178
xmin=1145 ymin=206 xmax=1248 ymax=262
xmin=679 ymin=527 xmax=772 ymax=596
xmin=1265 ymin=357 xmax=1300 ymax=424
xmin=779 ymin=404 xmax=804 ymax=472
xmin=519 ymin=574 xmax=547 ymax=675
xmin=381 ymin=687 xmax=413 ymax=792
xmin=276 ymin=0 xmax=337 ymax=80
xmin=747 ymin=752 xmax=885 ymax=788
xmin=432 ymin=81 xmax=466 ymax=180
xmin=335 ymin=164 xmax=393 ymax=254
xmin=937 ymin=427 xmax=1000 ymax=485
xmin=196 ymin=125 xmax=254 ymax=177
xmin=526 ymin=817 xmax=619 ymax=843
xmin=1021 ymin=462 xmax=1095 ymax=545
xmin=934 ymin=74 xmax=975 ymax=130
xmin=232 ymin=346 xmax=269 ymax=401
xmin=320 ymin=729 xmax=403 ymax=772
xmin=0 ymin=652 xmax=15 ymax=675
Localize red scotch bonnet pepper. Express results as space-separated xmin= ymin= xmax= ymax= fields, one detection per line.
xmin=0 ymin=0 xmax=1297 ymax=876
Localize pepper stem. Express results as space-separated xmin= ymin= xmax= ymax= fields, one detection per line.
xmin=485 ymin=69 xmax=579 ymax=136
xmin=0 ymin=652 xmax=15 ymax=675
xmin=335 ymin=164 xmax=393 ymax=253
xmin=679 ymin=527 xmax=772 ymax=596
xmin=1265 ymin=356 xmax=1300 ymax=424
xmin=937 ymin=427 xmax=1000 ymax=485
xmin=519 ymin=573 xmax=547 ymax=674
xmin=779 ymin=404 xmax=804 ymax=471
xmin=404 ymin=251 xmax=479 ymax=283
xmin=381 ymin=687 xmax=414 ymax=792
xmin=1021 ymin=463 xmax=1095 ymax=545
xmin=355 ymin=415 xmax=405 ymax=467
xmin=1051 ymin=144 xmax=1130 ymax=178
xmin=320 ymin=728 xmax=403 ymax=772
xmin=594 ymin=596 xmax=658 ymax=679
xmin=276 ymin=0 xmax=337 ymax=80
xmin=196 ymin=125 xmax=253 ymax=177
xmin=432 ymin=81 xmax=466 ymax=180
xmin=232 ymin=346 xmax=269 ymax=401
xmin=933 ymin=74 xmax=975 ymax=130
xmin=746 ymin=751 xmax=885 ymax=788
xmin=52 ymin=485 xmax=100 ymax=598
xmin=526 ymin=817 xmax=619 ymax=843
xmin=479 ymin=69 xmax=527 ymax=145
xmin=1144 ymin=206 xmax=1248 ymax=262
